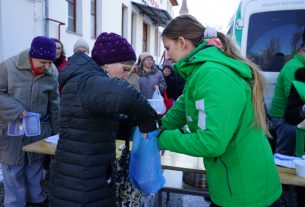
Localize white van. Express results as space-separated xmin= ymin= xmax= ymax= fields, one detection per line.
xmin=227 ymin=0 xmax=305 ymax=109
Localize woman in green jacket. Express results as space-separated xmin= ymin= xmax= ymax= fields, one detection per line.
xmin=158 ymin=14 xmax=282 ymax=207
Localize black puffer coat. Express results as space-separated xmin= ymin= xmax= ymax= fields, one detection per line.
xmin=48 ymin=52 xmax=158 ymax=207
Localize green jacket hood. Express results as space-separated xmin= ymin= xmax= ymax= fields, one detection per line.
xmin=174 ymin=41 xmax=252 ymax=80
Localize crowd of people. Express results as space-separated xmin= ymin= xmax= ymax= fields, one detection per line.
xmin=0 ymin=13 xmax=305 ymax=207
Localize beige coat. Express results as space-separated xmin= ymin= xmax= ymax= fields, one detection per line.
xmin=0 ymin=49 xmax=59 ymax=165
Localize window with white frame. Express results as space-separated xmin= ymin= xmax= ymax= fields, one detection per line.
xmin=121 ymin=4 xmax=128 ymax=38
xmin=154 ymin=28 xmax=159 ymax=56
xmin=131 ymin=13 xmax=136 ymax=49
xmin=143 ymin=23 xmax=148 ymax=52
xmin=67 ymin=0 xmax=76 ymax=32
xmin=91 ymin=0 xmax=96 ymax=38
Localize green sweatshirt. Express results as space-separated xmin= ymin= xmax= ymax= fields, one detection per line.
xmin=269 ymin=53 xmax=305 ymax=117
xmin=158 ymin=42 xmax=282 ymax=207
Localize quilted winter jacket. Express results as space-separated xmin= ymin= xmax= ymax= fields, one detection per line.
xmin=0 ymin=49 xmax=59 ymax=165
xmin=48 ymin=52 xmax=158 ymax=207
xmin=158 ymin=42 xmax=282 ymax=207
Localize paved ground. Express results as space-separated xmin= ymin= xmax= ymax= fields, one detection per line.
xmin=0 ymin=181 xmax=299 ymax=207
xmin=140 ymin=193 xmax=210 ymax=207
xmin=0 ymin=166 xmax=210 ymax=207
xmin=0 ymin=177 xmax=210 ymax=207
xmin=0 ymin=167 xmax=297 ymax=207
xmin=0 ymin=167 xmax=2 ymax=182
xmin=0 ymin=182 xmax=3 ymax=207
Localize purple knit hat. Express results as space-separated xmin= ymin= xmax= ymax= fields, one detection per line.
xmin=29 ymin=36 xmax=56 ymax=61
xmin=91 ymin=32 xmax=136 ymax=65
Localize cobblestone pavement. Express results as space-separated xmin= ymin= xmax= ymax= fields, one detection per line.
xmin=0 ymin=180 xmax=298 ymax=207
xmin=0 ymin=183 xmax=3 ymax=207
xmin=140 ymin=193 xmax=210 ymax=207
xmin=0 ymin=166 xmax=211 ymax=207
xmin=0 ymin=181 xmax=210 ymax=207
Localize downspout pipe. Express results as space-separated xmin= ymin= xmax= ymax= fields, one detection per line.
xmin=45 ymin=0 xmax=49 ymax=36
xmin=45 ymin=18 xmax=65 ymax=40
xmin=44 ymin=0 xmax=65 ymax=40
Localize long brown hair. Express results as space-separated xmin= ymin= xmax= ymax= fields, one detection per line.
xmin=52 ymin=38 xmax=66 ymax=58
xmin=162 ymin=14 xmax=271 ymax=137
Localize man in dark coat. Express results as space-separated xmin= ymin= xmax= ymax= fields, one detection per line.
xmin=48 ymin=32 xmax=159 ymax=207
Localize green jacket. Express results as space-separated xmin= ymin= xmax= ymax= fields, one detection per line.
xmin=158 ymin=42 xmax=281 ymax=206
xmin=269 ymin=53 xmax=305 ymax=117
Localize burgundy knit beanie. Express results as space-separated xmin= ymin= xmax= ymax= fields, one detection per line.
xmin=91 ymin=32 xmax=136 ymax=65
xmin=29 ymin=36 xmax=56 ymax=61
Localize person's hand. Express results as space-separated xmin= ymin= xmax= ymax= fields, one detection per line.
xmin=148 ymin=130 xmax=161 ymax=137
xmin=154 ymin=85 xmax=159 ymax=90
xmin=18 ymin=111 xmax=27 ymax=119
xmin=142 ymin=130 xmax=161 ymax=139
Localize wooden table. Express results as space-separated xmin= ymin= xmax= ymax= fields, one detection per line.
xmin=22 ymin=139 xmax=205 ymax=170
xmin=22 ymin=139 xmax=305 ymax=186
xmin=161 ymin=150 xmax=205 ymax=172
xmin=22 ymin=139 xmax=128 ymax=158
xmin=277 ymin=166 xmax=305 ymax=186
xmin=22 ymin=140 xmax=56 ymax=155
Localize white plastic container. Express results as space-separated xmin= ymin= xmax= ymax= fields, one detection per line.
xmin=293 ymin=159 xmax=305 ymax=178
xmin=7 ymin=112 xmax=41 ymax=137
xmin=23 ymin=112 xmax=41 ymax=137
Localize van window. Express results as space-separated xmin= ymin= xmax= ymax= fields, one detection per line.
xmin=246 ymin=10 xmax=305 ymax=72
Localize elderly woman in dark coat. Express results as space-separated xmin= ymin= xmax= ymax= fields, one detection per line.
xmin=48 ymin=33 xmax=159 ymax=207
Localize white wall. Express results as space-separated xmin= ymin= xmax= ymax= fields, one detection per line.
xmin=48 ymin=0 xmax=66 ymax=39
xmin=102 ymin=0 xmax=123 ymax=34
xmin=131 ymin=1 xmax=166 ymax=62
xmin=132 ymin=14 xmax=144 ymax=58
xmin=0 ymin=0 xmax=41 ymax=61
xmin=48 ymin=0 xmax=95 ymax=58
xmin=0 ymin=0 xmax=3 ymax=61
xmin=0 ymin=0 xmax=174 ymax=62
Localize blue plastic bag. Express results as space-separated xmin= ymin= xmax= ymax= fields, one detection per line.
xmin=129 ymin=127 xmax=165 ymax=193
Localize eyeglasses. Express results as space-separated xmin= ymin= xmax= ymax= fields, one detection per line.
xmin=123 ymin=67 xmax=131 ymax=72
xmin=121 ymin=64 xmax=134 ymax=73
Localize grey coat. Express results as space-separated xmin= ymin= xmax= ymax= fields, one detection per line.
xmin=0 ymin=49 xmax=59 ymax=165
xmin=138 ymin=65 xmax=166 ymax=99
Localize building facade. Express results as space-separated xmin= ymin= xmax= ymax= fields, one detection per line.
xmin=0 ymin=0 xmax=177 ymax=62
